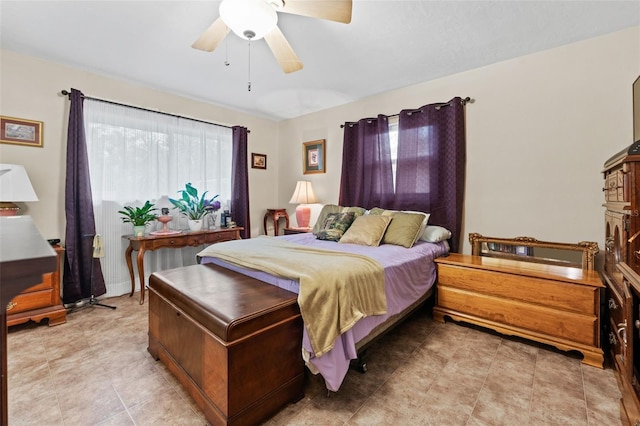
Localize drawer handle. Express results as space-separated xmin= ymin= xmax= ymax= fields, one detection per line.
xmin=6 ymin=301 xmax=16 ymax=311
xmin=609 ymin=298 xmax=618 ymax=309
xmin=617 ymin=320 xmax=628 ymax=345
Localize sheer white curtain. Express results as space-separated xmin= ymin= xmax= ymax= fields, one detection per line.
xmin=84 ymin=99 xmax=233 ymax=297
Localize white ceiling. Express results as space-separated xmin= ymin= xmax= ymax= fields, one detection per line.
xmin=1 ymin=1 xmax=639 ymax=121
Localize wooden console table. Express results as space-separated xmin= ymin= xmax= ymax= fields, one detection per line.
xmin=123 ymin=227 xmax=242 ymax=304
xmin=433 ymin=253 xmax=605 ymax=367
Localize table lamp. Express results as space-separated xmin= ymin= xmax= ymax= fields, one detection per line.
xmin=0 ymin=164 xmax=39 ymax=216
xmin=289 ymin=181 xmax=318 ymax=228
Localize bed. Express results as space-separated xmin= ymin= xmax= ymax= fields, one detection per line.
xmin=197 ymin=216 xmax=449 ymax=392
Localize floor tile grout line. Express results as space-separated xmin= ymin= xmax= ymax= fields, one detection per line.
xmin=7 ymin=294 xmax=625 ymax=425
xmin=465 ymin=336 xmax=503 ymax=425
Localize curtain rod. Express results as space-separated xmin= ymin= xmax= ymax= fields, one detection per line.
xmin=340 ymin=96 xmax=473 ymax=128
xmin=60 ymin=89 xmax=248 ymax=132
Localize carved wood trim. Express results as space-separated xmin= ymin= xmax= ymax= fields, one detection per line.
xmin=469 ymin=233 xmax=599 ymax=270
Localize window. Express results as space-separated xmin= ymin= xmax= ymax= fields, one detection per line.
xmin=388 ymin=116 xmax=398 ymax=189
xmin=84 ymin=100 xmax=233 ymax=297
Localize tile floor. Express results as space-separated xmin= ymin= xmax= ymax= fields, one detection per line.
xmin=7 ymin=293 xmax=623 ymax=425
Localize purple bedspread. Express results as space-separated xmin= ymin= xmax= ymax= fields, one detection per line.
xmin=200 ymin=233 xmax=449 ymax=391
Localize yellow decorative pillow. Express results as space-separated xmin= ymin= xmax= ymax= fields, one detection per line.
xmin=339 ymin=215 xmax=392 ymax=247
xmin=382 ymin=212 xmax=427 ymax=248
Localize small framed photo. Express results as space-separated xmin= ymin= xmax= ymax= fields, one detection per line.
xmin=303 ymin=139 xmax=325 ymax=174
xmin=0 ymin=116 xmax=43 ymax=147
xmin=251 ymin=153 xmax=267 ymax=169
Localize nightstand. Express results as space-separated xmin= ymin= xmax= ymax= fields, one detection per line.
xmin=284 ymin=227 xmax=312 ymax=235
xmin=263 ymin=209 xmax=290 ymax=236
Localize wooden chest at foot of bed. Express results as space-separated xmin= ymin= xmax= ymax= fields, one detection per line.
xmin=148 ymin=264 xmax=304 ymax=426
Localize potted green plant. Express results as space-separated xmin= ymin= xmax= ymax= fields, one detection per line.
xmin=169 ymin=183 xmax=219 ymax=231
xmin=118 ymin=200 xmax=159 ymax=236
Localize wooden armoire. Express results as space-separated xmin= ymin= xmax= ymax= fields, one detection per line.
xmin=603 ymin=75 xmax=640 ymax=425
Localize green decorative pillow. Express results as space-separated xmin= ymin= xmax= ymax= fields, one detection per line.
xmin=341 ymin=206 xmax=367 ymax=218
xmin=315 ymin=228 xmax=346 ymax=242
xmin=312 ymin=204 xmax=342 ymax=236
xmin=316 ymin=212 xmax=356 ymax=241
xmin=367 ymin=207 xmax=386 ymax=216
xmin=339 ymin=215 xmax=392 ymax=246
xmin=383 ymin=212 xmax=427 ymax=248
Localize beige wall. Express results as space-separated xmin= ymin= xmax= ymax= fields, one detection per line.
xmin=278 ymin=27 xmax=640 ymax=255
xmin=0 ymin=49 xmax=279 ymax=239
xmin=2 ymin=26 xmax=639 ymax=258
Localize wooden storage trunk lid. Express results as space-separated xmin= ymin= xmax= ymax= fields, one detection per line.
xmin=149 ymin=264 xmax=299 ymax=342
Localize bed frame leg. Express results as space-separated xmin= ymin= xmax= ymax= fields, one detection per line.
xmin=350 ymin=352 xmax=368 ymax=374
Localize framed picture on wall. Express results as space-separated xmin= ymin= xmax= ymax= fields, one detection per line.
xmin=303 ymin=139 xmax=325 ymax=174
xmin=0 ymin=116 xmax=43 ymax=147
xmin=251 ymin=153 xmax=267 ymax=169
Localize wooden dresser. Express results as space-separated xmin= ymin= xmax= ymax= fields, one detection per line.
xmin=433 ymin=253 xmax=605 ymax=368
xmin=1 ymin=216 xmax=58 ymax=425
xmin=602 ymin=140 xmax=640 ymax=424
xmin=7 ymin=244 xmax=66 ymax=327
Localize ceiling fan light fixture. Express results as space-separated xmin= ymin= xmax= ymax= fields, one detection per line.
xmin=219 ymin=0 xmax=278 ymax=41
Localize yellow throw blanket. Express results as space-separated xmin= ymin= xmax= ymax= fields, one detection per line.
xmin=198 ymin=237 xmax=386 ymax=357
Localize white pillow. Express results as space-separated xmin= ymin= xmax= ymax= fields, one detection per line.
xmin=421 ymin=226 xmax=451 ymax=242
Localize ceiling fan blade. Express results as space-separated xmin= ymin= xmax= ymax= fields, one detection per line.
xmin=264 ymin=26 xmax=303 ymax=74
xmin=192 ymin=17 xmax=230 ymax=52
xmin=279 ymin=0 xmax=352 ymax=24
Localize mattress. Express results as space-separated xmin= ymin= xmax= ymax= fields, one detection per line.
xmin=200 ymin=233 xmax=449 ymax=391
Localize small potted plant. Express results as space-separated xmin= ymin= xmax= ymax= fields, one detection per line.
xmin=169 ymin=183 xmax=219 ymax=231
xmin=118 ymin=200 xmax=159 ymax=236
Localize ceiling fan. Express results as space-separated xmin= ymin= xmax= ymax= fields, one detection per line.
xmin=192 ymin=0 xmax=352 ymax=74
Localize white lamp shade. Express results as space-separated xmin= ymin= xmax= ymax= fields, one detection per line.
xmin=219 ymin=0 xmax=278 ymax=40
xmin=289 ymin=181 xmax=318 ymax=204
xmin=0 ymin=164 xmax=38 ymax=202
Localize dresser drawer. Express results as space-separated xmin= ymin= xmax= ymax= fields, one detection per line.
xmin=8 ymin=288 xmax=55 ymax=314
xmin=437 ymin=286 xmax=598 ymax=346
xmin=605 ymin=169 xmax=625 ymax=202
xmin=204 ymin=229 xmax=239 ymax=244
xmin=437 ymin=264 xmax=598 ymax=314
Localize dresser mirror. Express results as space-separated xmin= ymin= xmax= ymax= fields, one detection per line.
xmin=469 ymin=233 xmax=599 ymax=270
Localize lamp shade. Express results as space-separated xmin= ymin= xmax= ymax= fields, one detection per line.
xmin=289 ymin=181 xmax=318 ymax=205
xmin=0 ymin=164 xmax=38 ymax=202
xmin=0 ymin=164 xmax=38 ymax=216
xmin=289 ymin=181 xmax=317 ymax=228
xmin=219 ymin=0 xmax=278 ymax=40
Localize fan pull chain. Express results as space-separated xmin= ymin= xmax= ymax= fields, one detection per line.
xmin=247 ymin=40 xmax=251 ymax=92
